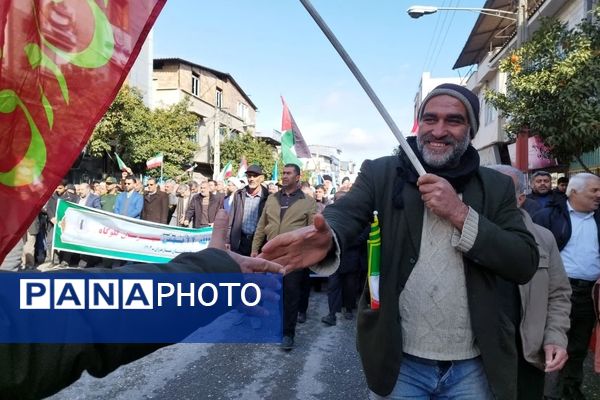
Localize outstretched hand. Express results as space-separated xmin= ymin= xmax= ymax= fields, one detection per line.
xmin=257 ymin=213 xmax=333 ymax=274
xmin=209 ymin=210 xmax=283 ymax=274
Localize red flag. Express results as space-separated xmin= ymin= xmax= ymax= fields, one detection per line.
xmin=0 ymin=0 xmax=166 ymax=262
xmin=411 ymin=116 xmax=419 ymax=134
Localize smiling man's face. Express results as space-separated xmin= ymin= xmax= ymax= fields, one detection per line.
xmin=417 ymin=95 xmax=470 ymax=168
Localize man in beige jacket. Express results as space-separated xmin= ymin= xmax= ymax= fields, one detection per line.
xmin=491 ymin=165 xmax=571 ymax=400
xmin=252 ymin=163 xmax=317 ymax=351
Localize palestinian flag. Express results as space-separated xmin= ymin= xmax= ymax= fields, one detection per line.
xmin=281 ymin=97 xmax=311 ymax=167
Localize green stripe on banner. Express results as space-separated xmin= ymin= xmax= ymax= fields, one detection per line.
xmin=53 ymin=200 xmax=212 ymax=264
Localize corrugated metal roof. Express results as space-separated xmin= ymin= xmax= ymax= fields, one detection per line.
xmin=454 ymin=0 xmax=547 ymax=69
xmin=153 ymin=57 xmax=258 ymax=111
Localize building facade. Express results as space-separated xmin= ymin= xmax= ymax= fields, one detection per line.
xmin=454 ymin=0 xmax=596 ymax=170
xmin=152 ymin=58 xmax=257 ymax=177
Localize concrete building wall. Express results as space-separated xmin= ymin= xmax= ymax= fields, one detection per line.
xmin=152 ymin=59 xmax=257 ymax=168
xmin=127 ymin=30 xmax=153 ymax=106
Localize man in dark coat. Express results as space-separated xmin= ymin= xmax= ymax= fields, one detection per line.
xmin=141 ymin=178 xmax=170 ymax=224
xmin=43 ymin=181 xmax=80 ymax=266
xmin=527 ymin=170 xmax=564 ymax=209
xmin=532 ymin=173 xmax=600 ymax=400
xmin=258 ymin=83 xmax=539 ymax=399
xmin=184 ymin=181 xmax=223 ymax=228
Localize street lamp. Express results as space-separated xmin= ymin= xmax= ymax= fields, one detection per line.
xmin=407 ymin=6 xmax=516 ymax=21
xmin=408 ymin=1 xmax=530 ymax=171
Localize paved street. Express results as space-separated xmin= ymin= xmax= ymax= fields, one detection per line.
xmin=48 ymin=289 xmax=600 ymax=400
xmin=49 ymin=290 xmax=370 ymax=400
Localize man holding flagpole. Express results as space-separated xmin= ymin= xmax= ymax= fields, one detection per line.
xmin=258 ymin=83 xmax=539 ymax=399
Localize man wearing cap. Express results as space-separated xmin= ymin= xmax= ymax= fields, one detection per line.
xmin=227 ymin=165 xmax=269 ymax=256
xmin=101 ymin=177 xmax=119 ymax=212
xmin=258 ymin=83 xmax=538 ymax=399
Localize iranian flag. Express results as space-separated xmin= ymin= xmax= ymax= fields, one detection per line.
xmin=219 ymin=160 xmax=233 ymax=180
xmin=146 ymin=153 xmax=164 ymax=169
xmin=367 ymin=211 xmax=381 ymax=310
xmin=281 ymin=97 xmax=311 ymax=167
xmin=115 ymin=153 xmax=129 ymax=171
xmin=0 ymin=0 xmax=166 ymax=262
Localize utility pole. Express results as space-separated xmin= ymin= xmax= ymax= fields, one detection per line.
xmin=515 ymin=0 xmax=529 ymax=173
xmin=213 ymin=108 xmax=220 ymax=180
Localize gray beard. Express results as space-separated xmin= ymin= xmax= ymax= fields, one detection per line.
xmin=417 ymin=133 xmax=470 ymax=168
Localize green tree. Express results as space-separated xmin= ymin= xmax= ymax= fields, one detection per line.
xmin=131 ymin=99 xmax=198 ymax=179
xmin=220 ymin=132 xmax=278 ymax=178
xmin=89 ymin=85 xmax=198 ymax=178
xmin=89 ymin=85 xmax=151 ymax=161
xmin=485 ymin=7 xmax=600 ymax=171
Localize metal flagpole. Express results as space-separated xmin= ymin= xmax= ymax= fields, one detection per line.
xmin=298 ymin=0 xmax=426 ymax=176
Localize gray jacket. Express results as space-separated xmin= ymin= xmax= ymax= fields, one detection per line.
xmin=519 ymin=209 xmax=571 ymax=370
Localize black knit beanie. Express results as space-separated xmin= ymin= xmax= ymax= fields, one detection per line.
xmin=417 ymin=83 xmax=480 ymax=139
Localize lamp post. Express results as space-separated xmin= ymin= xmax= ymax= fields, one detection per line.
xmin=407 ymin=6 xmax=517 ymax=20
xmin=408 ymin=1 xmax=529 ymax=172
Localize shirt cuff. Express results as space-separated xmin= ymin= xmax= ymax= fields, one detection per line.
xmin=310 ymin=228 xmax=341 ymax=276
xmin=451 ymin=206 xmax=478 ymax=253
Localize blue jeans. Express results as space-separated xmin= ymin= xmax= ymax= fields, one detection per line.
xmin=370 ymin=354 xmax=494 ymax=400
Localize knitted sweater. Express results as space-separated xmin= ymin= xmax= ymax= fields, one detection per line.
xmin=399 ymin=207 xmax=480 ymax=360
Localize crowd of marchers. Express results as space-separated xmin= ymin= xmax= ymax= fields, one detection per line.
xmin=1 ymin=164 xmax=365 ymax=353
xmin=1 ymin=83 xmax=600 ymax=400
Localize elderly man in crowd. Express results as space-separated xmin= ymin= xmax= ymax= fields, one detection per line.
xmin=184 ymin=181 xmax=223 ymax=228
xmin=228 ymin=165 xmax=269 ymax=256
xmin=77 ymin=183 xmax=101 ymax=209
xmin=533 ymin=173 xmax=600 ymax=400
xmin=257 ymin=83 xmax=538 ymax=399
xmin=490 ymin=164 xmax=571 ymax=400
